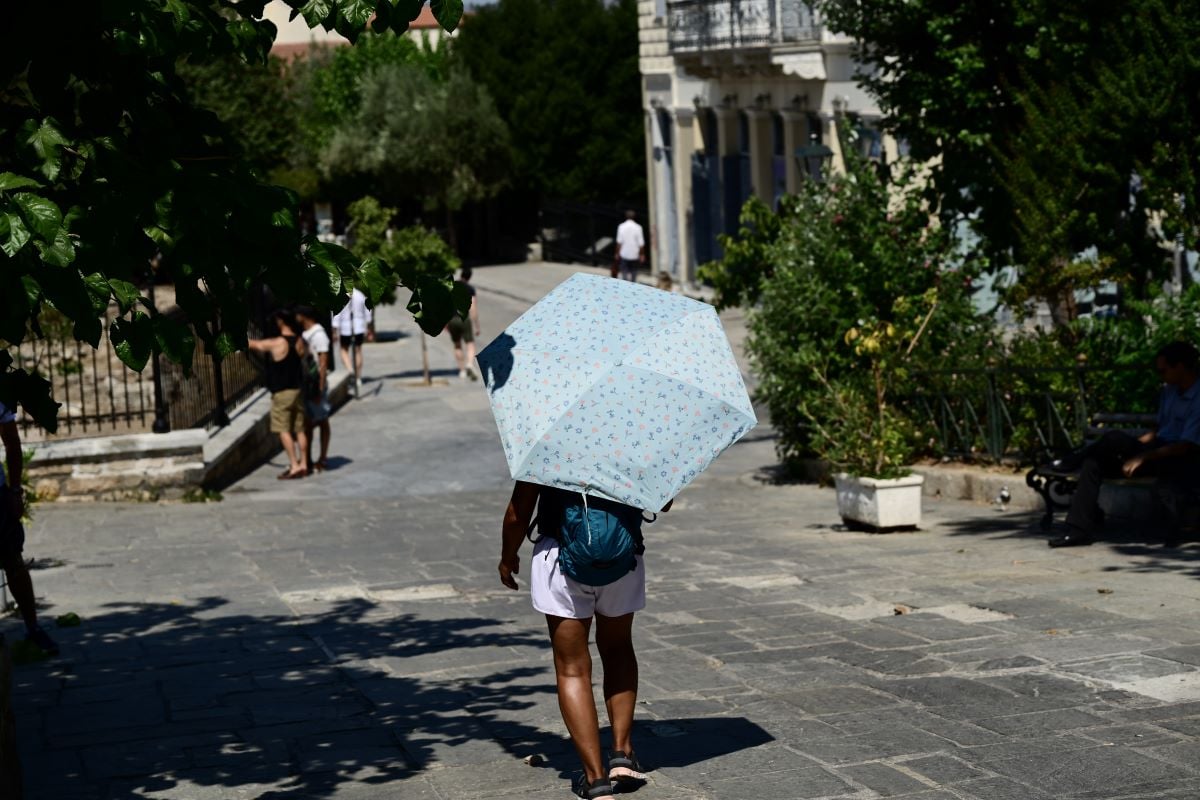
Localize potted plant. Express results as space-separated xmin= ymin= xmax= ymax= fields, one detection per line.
xmin=801 ymin=290 xmax=939 ymax=530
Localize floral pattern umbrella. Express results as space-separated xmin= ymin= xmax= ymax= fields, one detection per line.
xmin=476 ymin=273 xmax=756 ymax=511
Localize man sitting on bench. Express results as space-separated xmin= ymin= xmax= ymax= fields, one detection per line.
xmin=1049 ymin=341 xmax=1200 ymax=547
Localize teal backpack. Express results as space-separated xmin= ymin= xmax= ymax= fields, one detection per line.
xmin=530 ymin=487 xmax=649 ymax=586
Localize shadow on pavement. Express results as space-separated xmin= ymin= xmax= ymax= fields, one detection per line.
xmin=12 ymin=596 xmax=782 ymax=797
xmin=368 ymin=330 xmax=411 ymax=343
xmin=373 ymin=368 xmax=462 ymax=381
xmin=12 ymin=597 xmax=559 ymax=798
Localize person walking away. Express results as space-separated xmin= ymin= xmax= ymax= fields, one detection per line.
xmin=1047 ymin=341 xmax=1200 ymax=547
xmin=445 ymin=267 xmax=482 ymax=381
xmin=499 ymin=481 xmax=672 ymax=797
xmin=0 ymin=402 xmax=58 ymax=655
xmin=614 ymin=210 xmax=645 ymax=283
xmin=249 ymin=311 xmax=309 ymax=480
xmin=333 ymin=288 xmax=372 ymax=397
xmin=296 ymin=306 xmax=333 ymax=472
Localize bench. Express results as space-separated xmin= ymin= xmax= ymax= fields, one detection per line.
xmin=1025 ymin=413 xmax=1158 ymax=530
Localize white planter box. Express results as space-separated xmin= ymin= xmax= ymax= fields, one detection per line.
xmin=834 ymin=473 xmax=924 ymax=531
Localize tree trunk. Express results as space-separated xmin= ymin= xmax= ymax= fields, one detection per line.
xmin=420 ymin=333 xmax=431 ymax=386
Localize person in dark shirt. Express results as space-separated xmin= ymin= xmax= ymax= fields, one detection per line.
xmin=250 ymin=310 xmax=309 ymax=480
xmin=445 ymin=267 xmax=482 ymax=381
xmin=1050 ymin=341 xmax=1200 ymax=547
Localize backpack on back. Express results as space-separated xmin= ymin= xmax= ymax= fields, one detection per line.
xmin=531 ymin=487 xmax=647 ymax=587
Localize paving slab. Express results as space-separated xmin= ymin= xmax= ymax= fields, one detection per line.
xmin=4 ymin=263 xmax=1200 ymax=799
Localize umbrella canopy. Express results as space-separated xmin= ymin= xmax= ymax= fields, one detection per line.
xmin=476 ymin=273 xmax=756 ymax=511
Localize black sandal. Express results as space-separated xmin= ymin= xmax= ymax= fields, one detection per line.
xmin=608 ymin=750 xmax=646 ymax=790
xmin=572 ymin=775 xmax=613 ymax=798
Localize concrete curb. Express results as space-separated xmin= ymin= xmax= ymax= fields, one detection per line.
xmin=203 ymin=370 xmax=354 ymax=490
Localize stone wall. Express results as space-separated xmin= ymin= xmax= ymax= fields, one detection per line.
xmin=25 ymin=370 xmax=353 ymax=501
xmin=26 ymin=430 xmax=207 ymax=502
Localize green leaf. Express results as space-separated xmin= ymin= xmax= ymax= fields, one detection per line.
xmin=429 ymin=0 xmax=463 ymax=31
xmin=110 ymin=312 xmax=154 ymax=372
xmin=371 ymin=0 xmax=392 ymax=32
xmin=33 ymin=228 xmax=75 ymax=267
xmin=15 ymin=370 xmax=62 ymax=434
xmin=297 ymin=0 xmax=335 ymax=28
xmin=356 ymin=258 xmax=391 ymax=306
xmin=108 ymin=279 xmax=143 ymax=314
xmin=305 ymin=240 xmax=353 ymax=302
xmin=0 ymin=209 xmax=31 ymax=257
xmin=24 ymin=119 xmax=68 ymax=181
xmin=11 ymin=192 xmax=62 ymax=243
xmin=0 ymin=173 xmax=41 ymax=192
xmin=335 ymin=0 xmax=376 ymax=40
xmin=214 ymin=331 xmax=238 ymax=359
xmin=82 ymin=273 xmax=111 ymax=316
xmin=395 ymin=0 xmax=425 ymax=22
xmin=154 ymin=315 xmax=195 ymax=375
xmin=408 ymin=272 xmax=459 ymax=335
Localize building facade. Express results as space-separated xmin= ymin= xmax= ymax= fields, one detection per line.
xmin=639 ymin=0 xmax=884 ymax=284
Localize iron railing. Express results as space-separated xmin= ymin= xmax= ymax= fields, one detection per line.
xmin=668 ymin=0 xmax=822 ymax=53
xmin=906 ymin=365 xmax=1156 ymax=464
xmin=10 ymin=318 xmax=263 ymax=441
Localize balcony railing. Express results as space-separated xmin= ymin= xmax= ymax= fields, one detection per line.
xmin=668 ymin=0 xmax=821 ymax=53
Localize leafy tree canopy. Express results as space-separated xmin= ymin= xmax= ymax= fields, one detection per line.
xmin=455 ymin=0 xmax=644 ymax=204
xmin=322 ymin=65 xmax=511 ymax=248
xmin=0 ymin=0 xmax=464 ymax=431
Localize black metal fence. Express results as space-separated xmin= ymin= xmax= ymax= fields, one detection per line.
xmin=11 ymin=319 xmax=263 ymax=441
xmin=906 ymin=365 xmax=1156 ymax=464
xmin=540 ymin=199 xmax=651 ymax=268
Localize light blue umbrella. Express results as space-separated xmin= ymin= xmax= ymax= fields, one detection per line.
xmin=476 ymin=273 xmax=756 ymax=511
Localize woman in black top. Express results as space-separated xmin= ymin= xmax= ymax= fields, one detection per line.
xmin=250 ymin=311 xmax=310 ymax=479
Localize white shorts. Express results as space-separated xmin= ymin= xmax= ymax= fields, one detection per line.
xmin=530 ymin=537 xmax=646 ymax=620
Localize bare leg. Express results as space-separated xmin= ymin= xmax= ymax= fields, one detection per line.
xmin=294 ymin=428 xmax=309 ymax=471
xmin=339 ymin=341 xmax=353 ymax=373
xmin=1 ymin=557 xmax=38 ymax=631
xmin=279 ymin=431 xmax=302 ymax=473
xmin=595 ymin=612 xmax=638 ymax=755
xmin=465 ymin=341 xmax=477 ymax=367
xmin=305 ymin=421 xmax=315 ymax=467
xmin=354 ymin=341 xmax=364 ymax=383
xmin=318 ymin=420 xmax=331 ymax=462
xmin=452 ymin=342 xmax=466 ymax=371
xmin=548 ymin=615 xmax=605 ymax=783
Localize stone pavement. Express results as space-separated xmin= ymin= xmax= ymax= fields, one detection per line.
xmin=6 ymin=263 xmax=1200 ymax=800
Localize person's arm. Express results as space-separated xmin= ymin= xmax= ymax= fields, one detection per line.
xmin=244 ymin=335 xmax=282 ymax=359
xmin=1 ymin=421 xmax=24 ymax=520
xmin=1138 ymin=430 xmax=1157 ymax=444
xmin=499 ymin=481 xmax=540 ymax=590
xmin=469 ymin=294 xmax=480 ymax=336
xmin=318 ymin=351 xmax=329 ymax=392
xmin=1125 ymin=440 xmax=1198 ymax=476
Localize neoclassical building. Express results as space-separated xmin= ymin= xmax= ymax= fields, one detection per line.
xmin=639 ymin=1 xmax=885 ymax=284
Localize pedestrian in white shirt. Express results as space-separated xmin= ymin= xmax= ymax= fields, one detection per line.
xmin=613 ymin=210 xmax=646 ymax=283
xmin=332 ymin=288 xmax=372 ymax=397
xmin=296 ymin=307 xmax=333 ymax=471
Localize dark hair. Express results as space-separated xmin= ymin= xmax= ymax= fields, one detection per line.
xmin=625 ymin=209 xmax=636 ymax=220
xmin=1156 ymin=341 xmax=1200 ymax=371
xmin=269 ymin=309 xmax=298 ymax=336
xmin=461 ymin=266 xmax=473 ymax=282
xmin=294 ymin=305 xmax=318 ymax=322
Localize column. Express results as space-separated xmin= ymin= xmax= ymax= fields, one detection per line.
xmin=779 ymin=111 xmax=806 ymax=195
xmin=671 ymin=107 xmax=696 ymax=285
xmin=643 ymin=109 xmax=660 ymax=273
xmin=744 ymin=108 xmax=773 ymax=204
